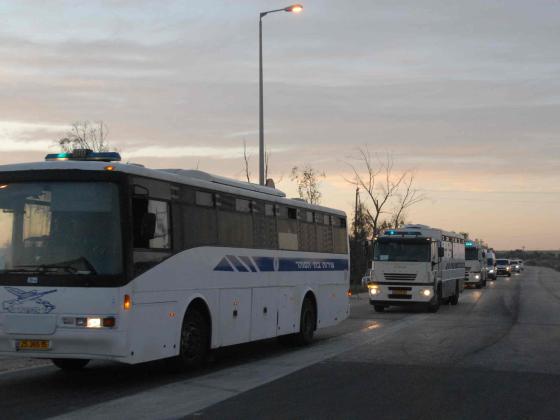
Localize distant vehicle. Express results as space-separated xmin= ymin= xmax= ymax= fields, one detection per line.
xmin=464 ymin=241 xmax=488 ymax=288
xmin=368 ymin=224 xmax=465 ymax=313
xmin=496 ymin=259 xmax=512 ymax=276
xmin=510 ymin=259 xmax=523 ymax=273
xmin=486 ymin=249 xmax=497 ymax=280
xmin=0 ymin=150 xmax=350 ymax=370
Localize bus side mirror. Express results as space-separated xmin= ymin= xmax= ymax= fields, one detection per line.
xmin=141 ymin=213 xmax=157 ymax=241
xmin=438 ymin=247 xmax=445 ymax=258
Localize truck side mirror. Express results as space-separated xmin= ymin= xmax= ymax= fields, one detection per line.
xmin=438 ymin=247 xmax=445 ymax=258
xmin=364 ymin=240 xmax=373 ymax=257
xmin=141 ymin=212 xmax=157 ymax=241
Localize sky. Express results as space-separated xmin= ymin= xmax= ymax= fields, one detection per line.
xmin=0 ymin=0 xmax=559 ymax=250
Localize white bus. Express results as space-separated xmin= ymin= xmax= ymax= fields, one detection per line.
xmin=368 ymin=224 xmax=465 ymax=313
xmin=0 ymin=150 xmax=350 ymax=370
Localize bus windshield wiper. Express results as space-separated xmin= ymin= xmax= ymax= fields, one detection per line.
xmin=12 ymin=264 xmax=80 ymax=274
xmin=11 ymin=257 xmax=98 ymax=275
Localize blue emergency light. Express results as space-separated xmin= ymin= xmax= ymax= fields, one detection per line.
xmin=465 ymin=241 xmax=474 ymax=247
xmin=45 ymin=149 xmax=121 ymax=162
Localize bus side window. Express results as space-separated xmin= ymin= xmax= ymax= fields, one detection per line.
xmin=277 ymin=206 xmax=298 ymax=250
xmin=316 ymin=213 xmax=333 ymax=253
xmin=298 ymin=210 xmax=317 ymax=252
xmin=132 ymin=198 xmax=171 ymax=249
xmin=332 ymin=216 xmax=348 ymax=254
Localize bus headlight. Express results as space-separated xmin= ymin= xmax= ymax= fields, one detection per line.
xmin=86 ymin=317 xmax=102 ymax=328
xmin=420 ymin=289 xmax=432 ymax=297
xmin=368 ymin=284 xmax=380 ymax=296
xmin=71 ymin=316 xmax=116 ymax=328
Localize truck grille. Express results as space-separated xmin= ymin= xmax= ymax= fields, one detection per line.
xmin=383 ymin=273 xmax=417 ymax=282
xmin=465 ymin=267 xmax=471 ymax=273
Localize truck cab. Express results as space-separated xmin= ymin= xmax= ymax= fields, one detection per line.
xmin=464 ymin=241 xmax=488 ymax=288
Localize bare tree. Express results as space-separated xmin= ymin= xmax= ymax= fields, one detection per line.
xmin=57 ymin=121 xmax=111 ymax=152
xmin=346 ymin=147 xmax=406 ymax=236
xmin=240 ymin=141 xmax=278 ymax=185
xmin=242 ymin=139 xmax=252 ymax=183
xmin=392 ymin=173 xmax=426 ymax=228
xmin=291 ymin=164 xmax=325 ymax=205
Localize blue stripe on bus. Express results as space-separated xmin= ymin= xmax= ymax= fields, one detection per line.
xmin=239 ymin=256 xmax=258 ymax=272
xmin=226 ymin=255 xmax=249 ymax=272
xmin=215 ymin=257 xmax=348 ymax=272
xmin=253 ymin=257 xmax=275 ymax=272
xmin=214 ymin=257 xmax=234 ymax=271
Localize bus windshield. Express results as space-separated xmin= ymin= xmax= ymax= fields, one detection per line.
xmin=465 ymin=248 xmax=479 ymax=260
xmin=374 ymin=240 xmax=431 ymax=262
xmin=0 ymin=182 xmax=122 ymax=276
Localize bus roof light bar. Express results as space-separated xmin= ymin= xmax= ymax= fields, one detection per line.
xmin=45 ymin=149 xmax=122 ymax=162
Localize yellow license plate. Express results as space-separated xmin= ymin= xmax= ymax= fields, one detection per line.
xmin=393 ymin=289 xmax=409 ymax=295
xmin=16 ymin=340 xmax=51 ymax=351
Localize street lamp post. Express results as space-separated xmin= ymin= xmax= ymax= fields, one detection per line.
xmin=259 ymin=4 xmax=303 ymax=186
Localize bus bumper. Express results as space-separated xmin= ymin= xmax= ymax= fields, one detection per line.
xmin=0 ymin=327 xmax=129 ymax=362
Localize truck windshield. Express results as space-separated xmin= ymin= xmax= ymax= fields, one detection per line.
xmin=496 ymin=259 xmax=508 ymax=265
xmin=374 ymin=240 xmax=431 ymax=262
xmin=487 ymin=258 xmax=494 ymax=265
xmin=465 ymin=248 xmax=479 ymax=260
xmin=0 ymin=182 xmax=122 ymax=276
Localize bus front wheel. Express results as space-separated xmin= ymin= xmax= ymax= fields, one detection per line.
xmin=52 ymin=358 xmax=90 ymax=371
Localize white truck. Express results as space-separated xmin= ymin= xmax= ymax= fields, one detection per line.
xmin=464 ymin=240 xmax=488 ymax=288
xmin=486 ymin=249 xmax=497 ymax=280
xmin=368 ymin=224 xmax=465 ymax=313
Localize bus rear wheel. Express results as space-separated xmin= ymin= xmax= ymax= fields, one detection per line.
xmin=294 ymin=298 xmax=316 ymax=346
xmin=51 ymin=358 xmax=89 ymax=371
xmin=172 ymin=307 xmax=210 ymax=370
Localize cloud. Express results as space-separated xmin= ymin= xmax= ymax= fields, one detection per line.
xmin=0 ymin=0 xmax=559 ymax=249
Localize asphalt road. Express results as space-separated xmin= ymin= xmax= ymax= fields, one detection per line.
xmin=2 ymin=266 xmax=560 ymax=420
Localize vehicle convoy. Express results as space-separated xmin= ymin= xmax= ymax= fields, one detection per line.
xmin=367 ymin=224 xmax=465 ymax=313
xmin=0 ymin=150 xmax=350 ymax=370
xmin=496 ymin=259 xmax=511 ymax=276
xmin=464 ymin=241 xmax=488 ymax=288
xmin=486 ymin=249 xmax=497 ymax=280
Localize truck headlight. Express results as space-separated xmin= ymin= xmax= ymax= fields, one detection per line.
xmin=420 ymin=289 xmax=432 ymax=297
xmin=475 ymin=274 xmax=480 ymax=280
xmin=368 ymin=284 xmax=380 ymax=296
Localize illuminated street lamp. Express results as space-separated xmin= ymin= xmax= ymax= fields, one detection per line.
xmin=259 ymin=4 xmax=303 ymax=186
